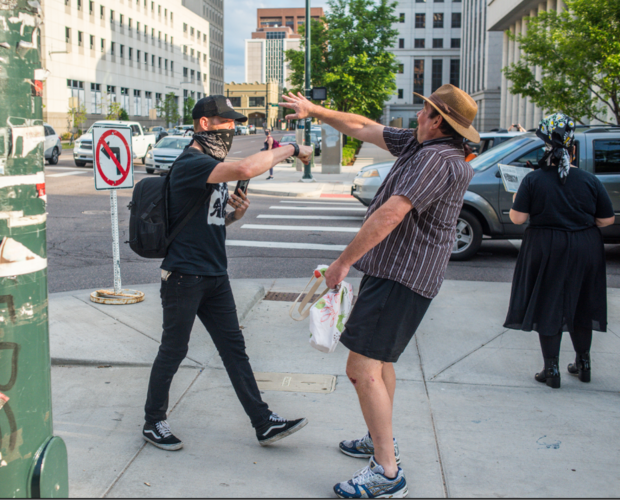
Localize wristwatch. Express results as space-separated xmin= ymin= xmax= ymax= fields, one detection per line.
xmin=291 ymin=143 xmax=300 ymax=157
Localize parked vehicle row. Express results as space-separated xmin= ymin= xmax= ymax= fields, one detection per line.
xmin=352 ymin=126 xmax=620 ymax=261
xmin=43 ymin=123 xmax=62 ymax=165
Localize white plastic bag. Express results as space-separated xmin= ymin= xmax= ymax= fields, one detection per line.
xmin=289 ymin=265 xmax=354 ymax=353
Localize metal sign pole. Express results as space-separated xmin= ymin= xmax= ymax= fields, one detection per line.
xmin=110 ymin=190 xmax=121 ymax=295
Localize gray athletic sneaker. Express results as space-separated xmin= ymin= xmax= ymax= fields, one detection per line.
xmin=334 ymin=456 xmax=408 ymax=499
xmin=339 ymin=432 xmax=401 ymax=465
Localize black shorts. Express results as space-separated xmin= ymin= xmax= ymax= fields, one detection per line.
xmin=339 ymin=275 xmax=432 ymax=363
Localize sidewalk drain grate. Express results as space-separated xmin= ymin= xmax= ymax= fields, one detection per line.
xmin=254 ymin=372 xmax=337 ymax=394
xmin=264 ymin=292 xmax=357 ymax=303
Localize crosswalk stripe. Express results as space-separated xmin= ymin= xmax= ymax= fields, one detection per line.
xmin=47 ymin=171 xmax=88 ymax=177
xmin=241 ymin=224 xmax=359 ymax=233
xmin=270 ymin=206 xmax=367 ymax=212
xmin=279 ymin=200 xmax=360 ymax=205
xmin=226 ymin=240 xmax=346 ymax=251
xmin=257 ymin=215 xmax=364 ymax=221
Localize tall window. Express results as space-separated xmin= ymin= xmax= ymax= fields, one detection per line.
xmin=433 ymin=13 xmax=444 ymax=28
xmin=100 ymin=5 xmax=104 ymax=19
xmin=450 ymin=59 xmax=460 ymax=86
xmin=415 ymin=39 xmax=425 ymax=48
xmin=432 ymin=59 xmax=443 ymax=92
xmin=229 ymin=97 xmax=241 ymax=107
xmin=144 ymin=52 xmax=148 ymax=64
xmin=398 ymin=38 xmax=405 ymax=49
xmin=77 ymin=0 xmax=82 ymax=10
xmin=397 ymin=89 xmax=404 ymax=99
xmin=397 ymin=64 xmax=404 ymax=74
xmin=137 ymin=49 xmax=141 ymax=62
xmin=101 ymin=38 xmax=105 ymax=51
xmin=120 ymin=87 xmax=130 ymax=111
xmin=183 ymin=22 xmax=188 ymax=32
xmin=90 ymin=35 xmax=94 ymax=50
xmin=77 ymin=31 xmax=83 ymax=47
xmin=414 ymin=60 xmax=424 ymax=103
xmin=433 ymin=38 xmax=443 ymax=48
xmin=89 ymin=1 xmax=93 ymax=15
xmin=91 ymin=83 xmax=102 ymax=114
xmin=451 ymin=38 xmax=461 ymax=49
xmin=67 ymin=79 xmax=84 ymax=106
xmin=129 ymin=47 xmax=133 ymax=59
xmin=399 ymin=13 xmax=405 ymax=22
xmin=110 ymin=9 xmax=114 ymax=22
xmin=415 ymin=14 xmax=425 ymax=28
xmin=190 ymin=69 xmax=195 ymax=81
xmin=110 ymin=42 xmax=115 ymax=55
xmin=158 ymin=57 xmax=162 ymax=68
xmin=134 ymin=90 xmax=142 ymax=115
xmin=249 ymin=96 xmax=265 ymax=107
xmin=119 ymin=14 xmax=124 ymax=26
xmin=65 ymin=27 xmax=71 ymax=43
xmin=452 ymin=13 xmax=462 ymax=28
xmin=120 ymin=44 xmax=124 ymax=58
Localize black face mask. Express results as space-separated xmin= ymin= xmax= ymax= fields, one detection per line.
xmin=191 ymin=129 xmax=235 ymax=161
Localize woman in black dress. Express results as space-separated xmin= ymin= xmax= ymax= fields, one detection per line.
xmin=504 ymin=113 xmax=615 ymax=388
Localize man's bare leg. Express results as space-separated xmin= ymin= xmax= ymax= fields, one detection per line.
xmin=347 ymin=351 xmax=398 ymax=478
xmin=382 ymin=362 xmax=396 ymax=408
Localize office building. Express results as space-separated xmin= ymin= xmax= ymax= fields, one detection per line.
xmin=225 ymin=81 xmax=282 ymax=129
xmin=245 ymin=8 xmax=324 ymax=90
xmin=41 ymin=0 xmax=211 ymax=133
xmin=182 ymin=0 xmax=224 ymax=95
xmin=384 ymin=0 xmax=462 ymax=128
xmin=460 ymin=0 xmax=503 ymax=132
xmin=488 ymin=0 xmax=565 ymax=130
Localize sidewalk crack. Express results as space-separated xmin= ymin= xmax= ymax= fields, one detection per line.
xmin=428 ymin=329 xmax=509 ymax=381
xmin=415 ymin=336 xmax=449 ymax=498
xmin=101 ymin=368 xmax=204 ymax=498
xmin=72 ymin=295 xmax=204 ymax=367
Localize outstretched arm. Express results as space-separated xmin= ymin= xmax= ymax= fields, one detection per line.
xmin=279 ymin=92 xmax=388 ymax=151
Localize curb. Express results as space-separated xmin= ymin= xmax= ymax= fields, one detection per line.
xmin=237 ymin=284 xmax=266 ymax=323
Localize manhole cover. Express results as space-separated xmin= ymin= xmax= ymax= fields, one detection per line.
xmin=82 ymin=210 xmax=110 ymax=215
xmin=254 ymin=372 xmax=336 ymax=393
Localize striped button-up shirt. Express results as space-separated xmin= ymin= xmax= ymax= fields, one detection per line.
xmin=354 ymin=127 xmax=474 ymax=299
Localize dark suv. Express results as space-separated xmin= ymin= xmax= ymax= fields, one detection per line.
xmin=453 ymin=126 xmax=620 ymax=260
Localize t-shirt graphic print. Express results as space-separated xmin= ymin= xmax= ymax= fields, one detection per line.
xmin=208 ymin=183 xmax=229 ymax=226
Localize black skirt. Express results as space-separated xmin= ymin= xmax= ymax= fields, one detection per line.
xmin=504 ymin=226 xmax=607 ymax=336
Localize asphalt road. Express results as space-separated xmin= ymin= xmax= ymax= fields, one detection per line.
xmin=46 ymin=136 xmax=620 ymax=293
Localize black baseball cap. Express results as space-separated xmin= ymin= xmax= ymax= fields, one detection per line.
xmin=192 ymin=95 xmax=248 ymax=122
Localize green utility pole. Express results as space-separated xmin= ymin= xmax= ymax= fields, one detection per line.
xmin=301 ymin=0 xmax=314 ymax=181
xmin=0 ymin=1 xmax=69 ymax=497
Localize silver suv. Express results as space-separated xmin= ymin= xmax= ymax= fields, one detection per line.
xmin=454 ymin=126 xmax=620 ymax=260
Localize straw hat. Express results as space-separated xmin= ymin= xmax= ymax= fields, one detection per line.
xmin=414 ymin=84 xmax=480 ymax=143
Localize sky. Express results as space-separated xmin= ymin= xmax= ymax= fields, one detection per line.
xmin=224 ymin=0 xmax=331 ymax=84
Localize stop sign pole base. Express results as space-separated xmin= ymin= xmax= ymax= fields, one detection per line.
xmin=90 ymin=289 xmax=145 ymax=305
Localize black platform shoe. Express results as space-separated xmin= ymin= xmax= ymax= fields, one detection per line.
xmin=535 ymin=357 xmax=561 ymax=388
xmin=567 ymin=351 xmax=591 ymax=383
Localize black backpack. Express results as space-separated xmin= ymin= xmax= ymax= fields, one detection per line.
xmin=127 ymin=167 xmax=213 ymax=259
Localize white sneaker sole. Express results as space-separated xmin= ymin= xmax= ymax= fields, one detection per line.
xmin=142 ymin=434 xmax=184 ymax=451
xmin=334 ymin=485 xmax=408 ymax=499
xmin=258 ymin=418 xmax=308 ymax=446
xmin=339 ymin=446 xmax=401 ymax=465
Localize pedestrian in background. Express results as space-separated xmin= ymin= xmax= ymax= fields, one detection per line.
xmin=281 ymin=85 xmax=478 ymax=499
xmin=263 ymin=129 xmax=280 ymax=180
xmin=504 ymin=113 xmax=615 ymax=388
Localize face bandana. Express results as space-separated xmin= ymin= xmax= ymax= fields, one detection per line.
xmin=190 ymin=129 xmax=235 ymax=161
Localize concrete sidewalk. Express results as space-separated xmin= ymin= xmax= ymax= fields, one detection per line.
xmin=247 ymin=142 xmax=395 ymax=198
xmin=48 ymin=277 xmax=620 ymax=497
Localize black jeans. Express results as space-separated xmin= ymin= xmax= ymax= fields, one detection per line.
xmin=145 ymin=272 xmax=271 ymax=428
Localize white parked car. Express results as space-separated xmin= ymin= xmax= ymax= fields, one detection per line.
xmin=236 ymin=125 xmax=249 ymax=136
xmin=73 ymin=121 xmax=158 ymax=167
xmin=145 ymin=136 xmax=192 ymax=174
xmin=43 ymin=123 xmax=62 ymax=165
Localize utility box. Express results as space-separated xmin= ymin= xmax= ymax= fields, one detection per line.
xmin=321 ymin=124 xmax=343 ymax=174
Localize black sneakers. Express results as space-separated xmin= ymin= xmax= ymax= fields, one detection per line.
xmin=142 ymin=420 xmax=184 ymax=451
xmin=256 ymin=412 xmax=308 ymax=446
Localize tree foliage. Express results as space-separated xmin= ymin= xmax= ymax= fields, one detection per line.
xmin=183 ymin=96 xmax=196 ymax=125
xmin=106 ymin=102 xmax=125 ymax=121
xmin=156 ymin=92 xmax=181 ymax=127
xmin=67 ymin=103 xmax=87 ymax=132
xmin=284 ymin=0 xmax=399 ymax=120
xmin=503 ymin=0 xmax=620 ymax=125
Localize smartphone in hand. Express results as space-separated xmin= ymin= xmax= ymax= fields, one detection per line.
xmin=235 ymin=179 xmax=250 ymax=195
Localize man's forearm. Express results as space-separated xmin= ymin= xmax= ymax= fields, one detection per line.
xmin=225 ymin=212 xmax=238 ymax=227
xmin=309 ymin=106 xmax=382 ymax=144
xmin=236 ymin=144 xmax=295 ymax=179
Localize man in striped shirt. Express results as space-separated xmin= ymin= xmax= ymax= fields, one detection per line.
xmin=281 ymin=84 xmax=479 ymax=499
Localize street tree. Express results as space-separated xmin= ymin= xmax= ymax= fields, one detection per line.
xmin=106 ymin=102 xmax=124 ymax=120
xmin=503 ymin=0 xmax=620 ymax=125
xmin=284 ymin=0 xmax=399 ymax=120
xmin=67 ymin=103 xmax=87 ymax=136
xmin=183 ymin=96 xmax=196 ymax=125
xmin=156 ymin=92 xmax=181 ymax=127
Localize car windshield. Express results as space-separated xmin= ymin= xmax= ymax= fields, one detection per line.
xmin=281 ymin=135 xmax=296 ymax=142
xmin=156 ymin=137 xmax=191 ymax=149
xmin=469 ymin=137 xmax=534 ymax=172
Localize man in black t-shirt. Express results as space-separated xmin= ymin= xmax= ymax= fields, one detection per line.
xmin=143 ymin=96 xmax=313 ymax=451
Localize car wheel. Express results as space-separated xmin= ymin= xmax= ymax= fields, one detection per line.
xmin=49 ymin=147 xmax=59 ymax=165
xmin=146 ymin=168 xmax=155 ymax=174
xmin=74 ymin=160 xmax=87 ymax=167
xmin=450 ymin=209 xmax=483 ymax=261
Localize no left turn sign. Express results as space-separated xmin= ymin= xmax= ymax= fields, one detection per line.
xmin=93 ymin=126 xmax=134 ymax=190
